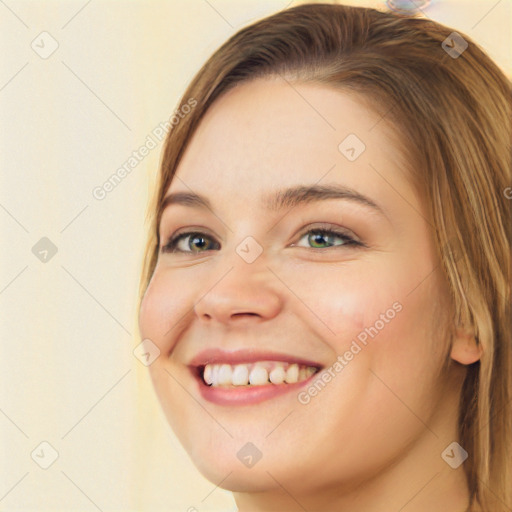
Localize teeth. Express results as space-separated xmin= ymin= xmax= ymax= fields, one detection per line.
xmin=249 ymin=366 xmax=269 ymax=385
xmin=210 ymin=364 xmax=219 ymax=386
xmin=269 ymin=366 xmax=286 ymax=384
xmin=285 ymin=364 xmax=299 ymax=384
xmin=204 ymin=364 xmax=214 ymax=385
xmin=232 ymin=364 xmax=249 ymax=386
xmin=202 ymin=361 xmax=318 ymax=387
xmin=218 ymin=364 xmax=232 ymax=386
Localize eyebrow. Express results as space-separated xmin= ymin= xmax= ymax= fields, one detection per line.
xmin=160 ymin=184 xmax=384 ymax=216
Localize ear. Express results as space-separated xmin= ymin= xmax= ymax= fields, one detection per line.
xmin=450 ymin=326 xmax=483 ymax=365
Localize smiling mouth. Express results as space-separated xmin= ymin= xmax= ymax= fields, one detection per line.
xmin=198 ymin=361 xmax=320 ymax=387
xmin=188 ymin=349 xmax=324 ymax=405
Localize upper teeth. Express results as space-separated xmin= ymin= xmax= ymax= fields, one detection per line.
xmin=202 ymin=361 xmax=317 ymax=387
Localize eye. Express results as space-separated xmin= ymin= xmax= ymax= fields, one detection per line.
xmin=161 ymin=231 xmax=219 ymax=254
xmin=160 ymin=225 xmax=362 ymax=254
xmin=293 ymin=226 xmax=362 ymax=249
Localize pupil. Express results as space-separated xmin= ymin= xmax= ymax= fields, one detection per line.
xmin=192 ymin=236 xmax=206 ymax=250
xmin=312 ymin=233 xmax=328 ymax=247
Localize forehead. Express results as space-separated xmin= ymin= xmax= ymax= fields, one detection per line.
xmin=168 ymin=78 xmax=412 ymax=212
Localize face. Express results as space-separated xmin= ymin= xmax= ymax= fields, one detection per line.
xmin=138 ymin=78 xmax=458 ymax=496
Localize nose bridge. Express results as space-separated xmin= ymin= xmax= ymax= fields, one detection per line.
xmin=193 ymin=240 xmax=282 ymax=323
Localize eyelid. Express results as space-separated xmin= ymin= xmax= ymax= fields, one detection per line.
xmin=294 ymin=222 xmax=361 ymax=243
xmin=160 ymin=224 xmax=216 ymax=244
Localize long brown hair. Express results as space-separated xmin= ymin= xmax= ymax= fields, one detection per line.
xmin=138 ymin=3 xmax=512 ymax=510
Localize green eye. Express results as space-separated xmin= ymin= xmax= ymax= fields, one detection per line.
xmin=161 ymin=227 xmax=361 ymax=254
xmin=298 ymin=229 xmax=356 ymax=249
xmin=162 ymin=232 xmax=219 ymax=253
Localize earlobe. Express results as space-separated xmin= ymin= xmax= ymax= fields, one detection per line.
xmin=450 ymin=327 xmax=483 ymax=365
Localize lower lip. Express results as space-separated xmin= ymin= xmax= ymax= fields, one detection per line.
xmin=193 ymin=369 xmax=319 ymax=406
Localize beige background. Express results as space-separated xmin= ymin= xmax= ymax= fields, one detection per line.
xmin=0 ymin=1 xmax=510 ymax=511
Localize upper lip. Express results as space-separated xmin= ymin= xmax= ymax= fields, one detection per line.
xmin=188 ymin=348 xmax=324 ymax=369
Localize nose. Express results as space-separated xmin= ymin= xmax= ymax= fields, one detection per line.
xmin=193 ymin=262 xmax=283 ymax=325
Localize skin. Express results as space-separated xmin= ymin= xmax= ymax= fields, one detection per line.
xmin=138 ymin=77 xmax=482 ymax=512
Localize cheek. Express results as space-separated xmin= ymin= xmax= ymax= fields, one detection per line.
xmin=358 ymin=272 xmax=450 ymax=416
xmin=304 ymin=258 xmax=448 ymax=391
xmin=138 ymin=268 xmax=194 ymax=357
xmin=289 ymin=263 xmax=396 ymax=350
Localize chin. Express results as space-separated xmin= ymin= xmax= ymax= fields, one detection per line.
xmin=190 ymin=453 xmax=275 ymax=492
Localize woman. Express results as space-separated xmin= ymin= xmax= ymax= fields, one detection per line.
xmin=138 ymin=3 xmax=511 ymax=511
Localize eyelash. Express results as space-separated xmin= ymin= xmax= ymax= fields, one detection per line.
xmin=160 ymin=225 xmax=363 ymax=254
